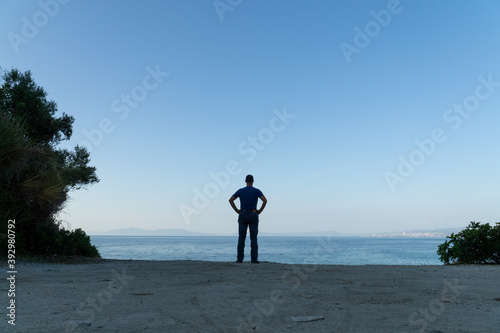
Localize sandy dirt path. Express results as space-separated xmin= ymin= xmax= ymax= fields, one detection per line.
xmin=1 ymin=260 xmax=499 ymax=332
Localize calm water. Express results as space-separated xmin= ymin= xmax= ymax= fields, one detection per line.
xmin=89 ymin=236 xmax=445 ymax=265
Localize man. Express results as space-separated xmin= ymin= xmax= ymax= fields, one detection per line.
xmin=229 ymin=175 xmax=267 ymax=263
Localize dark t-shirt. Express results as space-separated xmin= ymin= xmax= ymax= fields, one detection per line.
xmin=233 ymin=186 xmax=264 ymax=210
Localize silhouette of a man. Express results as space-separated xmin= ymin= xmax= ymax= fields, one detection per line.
xmin=229 ymin=175 xmax=267 ymax=263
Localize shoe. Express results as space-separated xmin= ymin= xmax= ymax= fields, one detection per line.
xmin=251 ymin=260 xmax=260 ymax=264
xmin=235 ymin=260 xmax=242 ymax=263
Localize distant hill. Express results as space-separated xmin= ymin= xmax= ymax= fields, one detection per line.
xmin=362 ymin=227 xmax=464 ymax=238
xmin=92 ymin=228 xmax=349 ymax=237
xmin=259 ymin=230 xmax=350 ymax=237
xmin=90 ymin=228 xmax=216 ymax=236
xmin=90 ymin=227 xmax=465 ymax=238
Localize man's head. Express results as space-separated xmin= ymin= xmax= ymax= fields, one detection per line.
xmin=245 ymin=174 xmax=254 ymax=184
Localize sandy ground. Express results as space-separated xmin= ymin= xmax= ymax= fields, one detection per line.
xmin=1 ymin=259 xmax=499 ymax=332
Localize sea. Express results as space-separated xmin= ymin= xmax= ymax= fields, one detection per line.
xmin=89 ymin=236 xmax=446 ymax=265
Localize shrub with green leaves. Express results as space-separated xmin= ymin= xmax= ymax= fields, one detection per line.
xmin=438 ymin=221 xmax=500 ymax=264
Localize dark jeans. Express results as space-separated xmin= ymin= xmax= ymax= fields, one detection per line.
xmin=237 ymin=211 xmax=259 ymax=262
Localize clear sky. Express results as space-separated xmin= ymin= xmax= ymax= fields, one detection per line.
xmin=1 ymin=0 xmax=499 ymax=235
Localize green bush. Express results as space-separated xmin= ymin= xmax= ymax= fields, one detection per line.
xmin=58 ymin=228 xmax=100 ymax=257
xmin=437 ymin=221 xmax=500 ymax=264
xmin=0 ymin=218 xmax=100 ymax=258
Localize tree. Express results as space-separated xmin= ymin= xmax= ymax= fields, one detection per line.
xmin=0 ymin=69 xmax=99 ymax=188
xmin=0 ymin=68 xmax=99 ymax=256
xmin=0 ymin=69 xmax=73 ymax=147
xmin=437 ymin=221 xmax=500 ymax=265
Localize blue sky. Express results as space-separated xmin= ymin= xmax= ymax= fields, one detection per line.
xmin=1 ymin=0 xmax=499 ymax=235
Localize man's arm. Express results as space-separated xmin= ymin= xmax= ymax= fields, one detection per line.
xmin=257 ymin=195 xmax=267 ymax=214
xmin=229 ymin=196 xmax=240 ymax=214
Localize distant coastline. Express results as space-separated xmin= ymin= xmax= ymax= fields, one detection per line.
xmin=89 ymin=227 xmax=463 ymax=238
xmin=89 ymin=228 xmax=216 ymax=237
xmin=361 ymin=227 xmax=463 ymax=238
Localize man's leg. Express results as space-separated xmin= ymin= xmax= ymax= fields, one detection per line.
xmin=237 ymin=214 xmax=248 ymax=262
xmin=249 ymin=212 xmax=259 ymax=263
